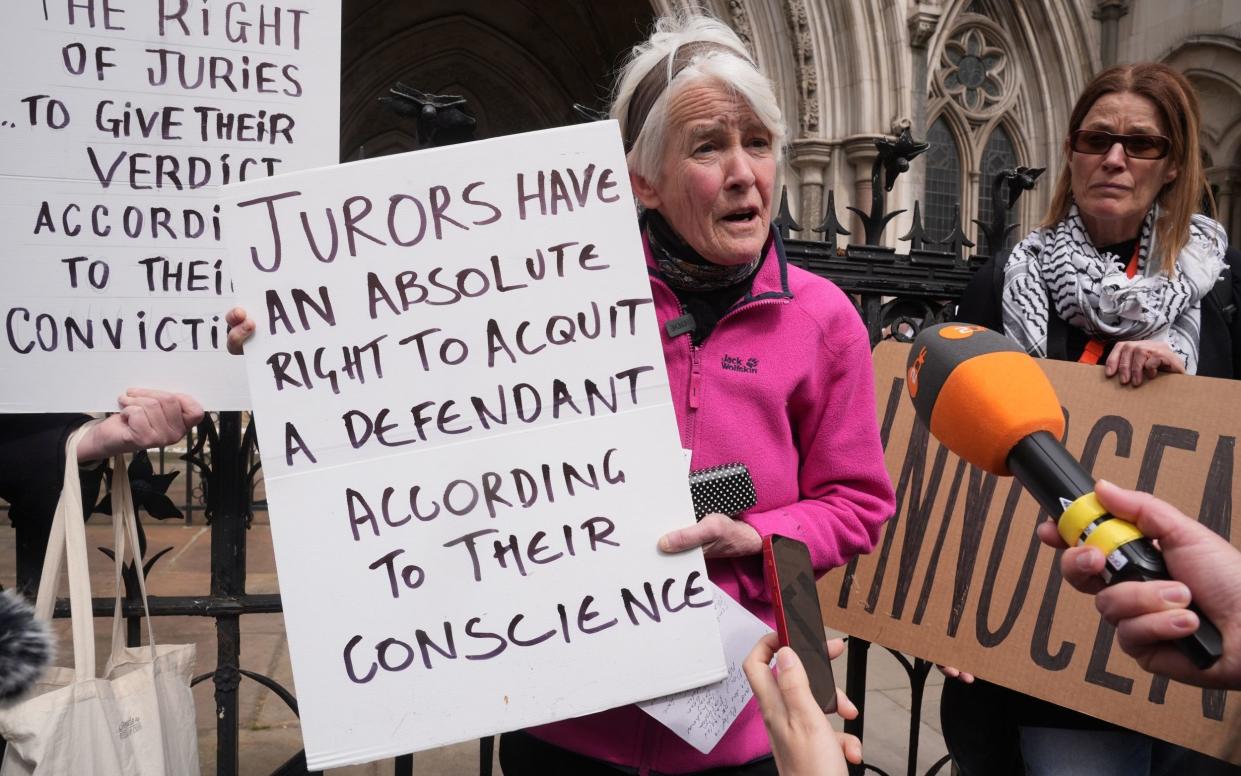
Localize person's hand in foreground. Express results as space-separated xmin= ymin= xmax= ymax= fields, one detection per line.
xmin=743 ymin=632 xmax=860 ymax=776
xmin=77 ymin=389 xmax=204 ymax=463
xmin=225 ymin=306 xmax=256 ymax=355
xmin=659 ymin=513 xmax=762 ymax=558
xmin=1036 ymin=479 xmax=1241 ymax=690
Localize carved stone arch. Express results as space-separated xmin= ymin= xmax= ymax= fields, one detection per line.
xmin=833 ymin=0 xmax=908 ymax=136
xmin=815 ymin=0 xmax=870 ymax=224
xmin=1162 ymin=34 xmax=1241 ymax=239
xmin=970 ymin=114 xmax=1024 ymax=162
xmin=865 ymin=0 xmax=914 ymax=214
xmin=1160 ymin=37 xmax=1241 ymax=162
xmin=925 ymin=0 xmax=1093 ymax=224
xmin=340 ymin=1 xmax=654 ymax=159
xmin=694 ymin=0 xmax=820 ymax=229
xmin=1184 ymin=70 xmax=1241 ymax=188
xmin=816 ymin=2 xmax=853 ymax=141
xmin=1193 ymin=72 xmax=1241 ymax=156
xmin=930 ymin=102 xmax=977 ymax=190
xmin=702 ymin=0 xmax=805 ymax=142
xmin=1218 ymin=111 xmax=1241 ymax=169
xmin=342 ymin=21 xmax=567 ymax=159
xmin=973 ymin=112 xmax=1041 ymax=233
xmin=826 ymin=0 xmax=896 ymax=137
xmin=923 ymin=104 xmax=973 ymax=242
xmin=1158 ymin=34 xmax=1241 ymax=82
xmin=931 ymin=13 xmax=1020 ymax=123
xmin=802 ymin=0 xmax=910 ymax=243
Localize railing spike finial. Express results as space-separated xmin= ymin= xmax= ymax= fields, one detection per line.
xmin=814 ymin=190 xmax=851 ymax=253
xmin=941 ymin=204 xmax=976 ymax=262
xmin=898 ymin=201 xmax=932 ymax=251
xmin=773 ymin=186 xmax=802 ymax=240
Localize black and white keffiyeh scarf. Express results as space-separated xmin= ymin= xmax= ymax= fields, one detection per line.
xmin=1001 ymin=205 xmax=1227 ymax=374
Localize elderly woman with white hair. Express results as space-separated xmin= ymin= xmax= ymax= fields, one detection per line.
xmin=498 ymin=15 xmax=895 ymax=776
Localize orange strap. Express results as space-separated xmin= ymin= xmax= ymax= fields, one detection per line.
xmin=1078 ymin=245 xmax=1141 ymax=365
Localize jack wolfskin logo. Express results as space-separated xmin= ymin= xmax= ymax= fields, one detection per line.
xmin=721 ymin=355 xmax=759 ymax=374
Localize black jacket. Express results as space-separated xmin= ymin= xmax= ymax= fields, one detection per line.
xmin=0 ymin=414 xmax=105 ymax=594
xmin=0 ymin=414 xmax=97 ymax=529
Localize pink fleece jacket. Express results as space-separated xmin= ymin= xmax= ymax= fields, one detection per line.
xmin=526 ymin=230 xmax=896 ymax=774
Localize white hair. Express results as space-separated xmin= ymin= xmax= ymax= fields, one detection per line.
xmin=610 ymin=14 xmax=787 ymax=183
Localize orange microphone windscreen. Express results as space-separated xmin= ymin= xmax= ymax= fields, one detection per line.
xmin=906 ymin=324 xmax=1064 ymax=476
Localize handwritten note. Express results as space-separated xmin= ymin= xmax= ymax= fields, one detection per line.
xmin=639 ymin=583 xmax=773 ymax=754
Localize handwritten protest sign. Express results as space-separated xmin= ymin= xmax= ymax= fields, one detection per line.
xmin=0 ymin=0 xmax=339 ymax=411
xmin=220 ymin=121 xmax=726 ymax=768
xmin=823 ymin=341 xmax=1241 ymax=764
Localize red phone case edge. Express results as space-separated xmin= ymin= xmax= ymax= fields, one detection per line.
xmin=762 ymin=535 xmax=790 ymax=649
xmin=762 ymin=534 xmax=838 ymax=714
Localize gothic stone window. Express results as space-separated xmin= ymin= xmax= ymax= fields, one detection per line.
xmin=927 ymin=13 xmax=1027 ymax=251
xmin=925 ymin=118 xmax=962 ymax=243
xmin=941 ymin=27 xmax=1007 ymax=116
xmin=977 ymin=125 xmax=1018 ymax=232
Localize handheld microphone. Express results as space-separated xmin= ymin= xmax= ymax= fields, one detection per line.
xmin=905 ymin=323 xmax=1223 ymax=669
xmin=0 ymin=589 xmax=53 ymax=704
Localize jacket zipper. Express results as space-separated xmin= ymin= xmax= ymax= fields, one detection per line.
xmin=688 ymin=345 xmax=703 ymax=409
xmin=679 ymin=297 xmax=785 ymax=454
xmin=683 ymin=308 xmax=702 ymax=453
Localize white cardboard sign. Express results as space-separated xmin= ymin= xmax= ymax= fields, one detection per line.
xmin=0 ymin=0 xmax=340 ymax=411
xmin=220 ymin=121 xmax=727 ymax=769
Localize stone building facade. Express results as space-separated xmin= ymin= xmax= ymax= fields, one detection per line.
xmin=339 ymin=0 xmax=1241 ymax=246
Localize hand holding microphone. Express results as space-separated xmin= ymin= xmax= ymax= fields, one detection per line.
xmin=1041 ymin=479 xmax=1241 ymax=690
xmin=906 ymin=323 xmax=1224 ymax=670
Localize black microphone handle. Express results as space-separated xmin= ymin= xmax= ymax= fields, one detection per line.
xmin=1006 ymin=431 xmax=1095 ymax=516
xmin=1007 ymin=432 xmax=1223 ymax=670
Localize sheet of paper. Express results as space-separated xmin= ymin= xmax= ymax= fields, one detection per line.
xmin=638 ymin=583 xmax=773 ymax=754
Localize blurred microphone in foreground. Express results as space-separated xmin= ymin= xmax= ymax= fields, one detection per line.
xmin=0 ymin=589 xmax=52 ymax=704
xmin=906 ymin=323 xmax=1223 ymax=669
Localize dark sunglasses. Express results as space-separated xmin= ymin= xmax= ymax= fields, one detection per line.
xmin=1069 ymin=129 xmax=1171 ymax=160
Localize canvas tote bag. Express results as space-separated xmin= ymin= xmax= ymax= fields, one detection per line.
xmin=0 ymin=421 xmax=200 ymax=775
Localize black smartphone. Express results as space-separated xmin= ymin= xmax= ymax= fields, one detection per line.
xmin=762 ymin=534 xmax=837 ymax=713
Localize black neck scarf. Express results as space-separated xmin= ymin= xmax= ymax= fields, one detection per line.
xmin=645 ymin=210 xmax=760 ymax=292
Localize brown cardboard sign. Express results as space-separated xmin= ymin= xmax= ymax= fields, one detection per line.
xmin=822 ymin=341 xmax=1241 ymax=764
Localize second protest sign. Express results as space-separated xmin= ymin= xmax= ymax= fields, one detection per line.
xmin=220 ymin=121 xmax=725 ymax=769
xmin=823 ymin=341 xmax=1240 ymax=764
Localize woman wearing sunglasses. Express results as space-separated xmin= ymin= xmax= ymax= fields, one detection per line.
xmin=959 ymin=63 xmax=1239 ymax=388
xmin=948 ymin=63 xmax=1240 ymax=775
